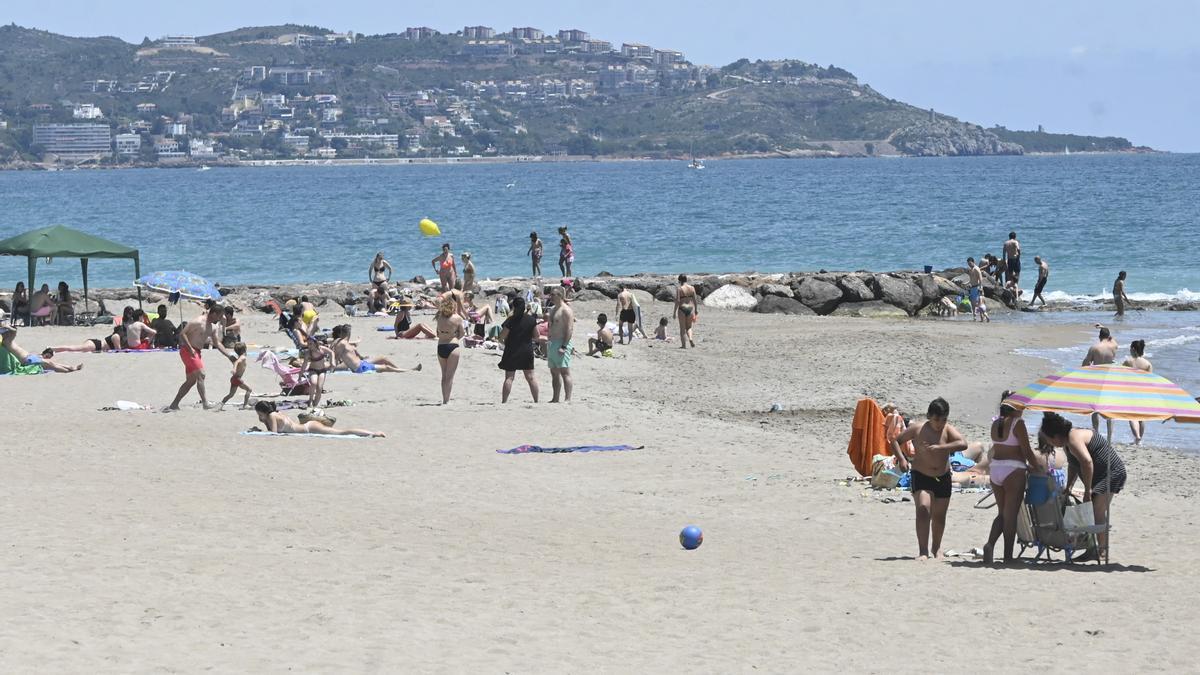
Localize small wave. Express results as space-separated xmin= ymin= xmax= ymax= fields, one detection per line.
xmin=1147 ymin=334 xmax=1200 ymax=349
xmin=1041 ymin=288 xmax=1200 ymax=304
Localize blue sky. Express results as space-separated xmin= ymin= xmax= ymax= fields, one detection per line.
xmin=6 ymin=0 xmax=1198 ymax=150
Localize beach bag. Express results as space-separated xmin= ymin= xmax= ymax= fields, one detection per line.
xmin=298 ymin=411 xmax=336 ymax=427
xmin=1063 ymin=502 xmax=1095 ymax=530
xmin=871 ymin=456 xmax=902 ymax=489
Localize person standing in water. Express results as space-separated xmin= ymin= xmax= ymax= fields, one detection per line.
xmin=1030 ymin=256 xmax=1050 ymax=306
xmin=528 ymin=231 xmax=543 ymax=278
xmin=557 ymin=226 xmax=574 ymax=277
xmin=1122 ymin=339 xmax=1153 ymax=445
xmin=1113 ymin=271 xmax=1133 ymax=317
xmin=966 ymin=257 xmax=983 ymax=319
xmin=1082 ymin=325 xmax=1119 ymax=442
xmin=432 ymin=243 xmax=457 ymax=292
xmin=673 ymin=274 xmax=698 ymax=349
xmin=889 ymin=397 xmax=968 ymax=561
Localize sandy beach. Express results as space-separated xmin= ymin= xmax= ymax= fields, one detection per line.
xmin=2 ymin=298 xmax=1198 ymax=672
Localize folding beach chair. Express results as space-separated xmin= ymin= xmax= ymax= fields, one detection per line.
xmin=1020 ymin=474 xmax=1106 ymax=565
xmin=256 ymin=349 xmax=311 ymax=396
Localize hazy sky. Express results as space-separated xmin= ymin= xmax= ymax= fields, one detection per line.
xmin=6 ymin=1 xmax=1198 ymax=150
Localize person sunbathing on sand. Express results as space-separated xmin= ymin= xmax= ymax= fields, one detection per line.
xmin=49 ymin=329 xmax=124 ymax=353
xmin=254 ymin=400 xmax=384 ymax=437
xmin=0 ymin=327 xmax=82 ymax=373
xmin=331 ymin=324 xmax=418 ymax=374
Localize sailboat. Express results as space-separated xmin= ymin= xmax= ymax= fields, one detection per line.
xmin=1063 ymin=145 xmax=1070 ymax=155
xmin=687 ymin=141 xmax=705 ymax=170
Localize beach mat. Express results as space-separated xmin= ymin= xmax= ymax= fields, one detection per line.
xmin=240 ymin=431 xmax=366 ymax=440
xmin=497 ymin=444 xmax=643 ymax=455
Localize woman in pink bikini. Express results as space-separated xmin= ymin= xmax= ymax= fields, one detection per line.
xmin=982 ymin=391 xmax=1043 ymax=564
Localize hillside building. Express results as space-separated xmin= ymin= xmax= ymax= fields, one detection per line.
xmin=463 ymin=40 xmax=514 ymax=58
xmin=404 ymin=27 xmax=438 ymax=40
xmin=621 ymin=43 xmax=654 ymax=59
xmin=557 ymin=29 xmax=589 ymax=43
xmin=463 ymin=26 xmax=495 ymax=39
xmin=114 ymin=133 xmax=142 ymax=156
xmin=72 ymin=104 xmax=104 ymax=120
xmin=32 ymin=123 xmax=112 ymax=161
xmin=159 ymin=36 xmax=197 ymax=48
xmin=511 ymin=27 xmax=544 ymax=40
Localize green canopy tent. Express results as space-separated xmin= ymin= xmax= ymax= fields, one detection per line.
xmin=0 ymin=225 xmax=141 ymax=322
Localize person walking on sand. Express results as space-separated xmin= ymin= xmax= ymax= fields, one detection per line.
xmin=1030 ymin=256 xmax=1050 ymax=306
xmin=982 ymin=392 xmax=1042 ymax=564
xmin=889 ymin=397 xmax=968 ymax=561
xmin=557 ymin=226 xmax=574 ymax=277
xmin=528 ymin=231 xmax=544 ymax=278
xmin=547 ymin=286 xmax=574 ymax=402
xmin=435 ymin=296 xmax=465 ymax=404
xmin=966 ymin=257 xmax=983 ymax=319
xmin=616 ymin=285 xmax=637 ymax=345
xmin=432 ymin=243 xmax=457 ymax=292
xmin=498 ymin=296 xmax=539 ymax=403
xmin=218 ymin=342 xmax=253 ymax=410
xmin=168 ymin=302 xmax=234 ymax=411
xmin=1083 ymin=325 xmax=1119 ymax=442
xmin=1003 ymin=231 xmax=1021 ymax=285
xmin=674 ymin=274 xmax=698 ymax=348
xmin=1113 ymin=271 xmax=1133 ymax=317
xmin=1122 ymin=339 xmax=1153 ymax=445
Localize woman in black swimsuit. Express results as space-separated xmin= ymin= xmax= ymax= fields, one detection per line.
xmin=1040 ymin=412 xmax=1126 ymax=558
xmin=369 ymin=252 xmax=393 ymax=290
xmin=302 ymin=336 xmax=335 ymax=408
xmin=498 ymin=296 xmax=539 ymax=403
xmin=435 ymin=296 xmax=465 ymax=405
xmin=49 ymin=329 xmax=123 ymax=353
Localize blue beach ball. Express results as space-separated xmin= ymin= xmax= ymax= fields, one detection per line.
xmin=679 ymin=525 xmax=703 ymax=550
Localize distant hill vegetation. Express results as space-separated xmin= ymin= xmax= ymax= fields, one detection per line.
xmin=0 ymin=23 xmax=1142 ymax=162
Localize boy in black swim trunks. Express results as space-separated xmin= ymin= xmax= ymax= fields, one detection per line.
xmin=890 ymin=397 xmax=967 ymax=560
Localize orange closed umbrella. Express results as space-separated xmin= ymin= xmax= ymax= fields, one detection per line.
xmin=847 ymin=398 xmax=887 ymax=476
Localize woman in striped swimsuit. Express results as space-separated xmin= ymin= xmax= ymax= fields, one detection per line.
xmin=1040 ymin=412 xmax=1127 ymax=556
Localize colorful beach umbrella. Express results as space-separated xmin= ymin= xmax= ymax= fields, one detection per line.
xmin=1008 ymin=365 xmax=1200 ymax=423
xmin=135 ymin=270 xmax=221 ymax=301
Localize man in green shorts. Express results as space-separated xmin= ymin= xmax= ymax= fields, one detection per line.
xmin=547 ymin=286 xmax=575 ymax=402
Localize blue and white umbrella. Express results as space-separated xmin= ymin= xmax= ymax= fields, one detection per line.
xmin=135 ymin=270 xmax=221 ymax=301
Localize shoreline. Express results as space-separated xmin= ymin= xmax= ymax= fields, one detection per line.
xmin=0 ymin=148 xmax=1168 ymax=173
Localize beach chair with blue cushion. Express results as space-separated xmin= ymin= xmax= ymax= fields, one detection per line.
xmin=1020 ymin=474 xmax=1106 ymax=565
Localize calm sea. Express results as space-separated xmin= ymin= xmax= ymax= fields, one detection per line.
xmin=2 ymin=154 xmax=1198 ymax=449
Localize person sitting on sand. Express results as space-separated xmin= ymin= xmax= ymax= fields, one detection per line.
xmin=587 ymin=313 xmax=614 ymax=357
xmin=391 ymin=299 xmax=436 ymax=339
xmin=463 ymin=291 xmax=495 ymax=336
xmin=653 ymin=316 xmax=670 ymax=340
xmin=0 ymin=326 xmax=82 ymax=373
xmin=674 ymin=274 xmax=698 ymax=349
xmin=123 ymin=308 xmax=158 ymax=350
xmin=889 ymin=397 xmax=968 ymax=560
xmin=218 ymin=343 xmax=253 ymax=411
xmin=1123 ymin=339 xmax=1153 ymax=445
xmin=54 ymin=281 xmax=75 ymax=325
xmin=982 ymin=391 xmax=1042 ymax=565
xmin=150 ymin=305 xmax=178 ymax=348
xmin=220 ymin=306 xmax=242 ymax=348
xmin=29 ymin=284 xmax=55 ymax=325
xmin=254 ymin=400 xmax=384 ymax=437
xmin=10 ymin=282 xmax=29 ymax=325
xmin=331 ymin=324 xmax=416 ymax=374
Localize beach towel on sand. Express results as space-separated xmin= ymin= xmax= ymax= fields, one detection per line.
xmin=848 ymin=398 xmax=887 ymax=477
xmin=240 ymin=431 xmax=364 ymax=440
xmin=0 ymin=346 xmax=44 ymax=375
xmin=497 ymin=444 xmax=643 ymax=454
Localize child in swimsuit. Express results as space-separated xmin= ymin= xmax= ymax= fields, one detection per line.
xmin=218 ymin=343 xmax=252 ymax=410
xmin=587 ymin=313 xmax=614 ymax=356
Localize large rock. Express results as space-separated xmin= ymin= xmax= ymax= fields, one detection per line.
xmin=794 ymin=278 xmax=843 ymax=315
xmin=757 ymin=283 xmax=794 ymax=298
xmin=913 ymin=274 xmax=945 ymax=306
xmin=703 ymin=284 xmax=758 ymax=310
xmin=572 ymin=289 xmax=607 ymax=302
xmin=890 ymin=120 xmax=1024 ymax=157
xmin=837 ymin=274 xmax=877 ymax=302
xmin=692 ymin=275 xmax=723 ymax=299
xmin=752 ymin=296 xmax=815 ymax=315
xmin=585 ymin=280 xmax=621 ymax=299
xmin=655 ymin=284 xmax=678 ymax=302
xmin=871 ymin=274 xmax=924 ymax=315
xmin=831 ymin=300 xmax=910 ymax=319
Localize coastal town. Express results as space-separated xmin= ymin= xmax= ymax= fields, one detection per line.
xmin=1 ymin=25 xmax=719 ymax=166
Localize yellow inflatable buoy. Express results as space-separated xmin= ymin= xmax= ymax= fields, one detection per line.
xmin=419 ymin=218 xmax=441 ymax=237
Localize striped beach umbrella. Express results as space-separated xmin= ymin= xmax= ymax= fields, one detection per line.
xmin=1009 ymin=365 xmax=1200 ymax=423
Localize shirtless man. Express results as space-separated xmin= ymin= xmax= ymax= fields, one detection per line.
xmin=124 ymin=312 xmax=158 ymax=350
xmin=547 ymin=286 xmax=575 ymax=403
xmin=616 ymin=286 xmax=637 ymax=345
xmin=890 ymin=397 xmax=967 ymax=560
xmin=29 ymin=284 xmax=55 ymax=324
xmin=1030 ymin=256 xmax=1050 ymax=306
xmin=966 ymin=257 xmax=983 ymax=319
xmin=1112 ymin=271 xmax=1132 ymax=317
xmin=674 ymin=274 xmax=698 ymax=349
xmin=331 ymin=324 xmax=414 ymax=374
xmin=1083 ymin=325 xmax=1119 ymax=441
xmin=1002 ymin=231 xmax=1021 ymax=285
xmin=168 ymin=303 xmax=233 ymax=410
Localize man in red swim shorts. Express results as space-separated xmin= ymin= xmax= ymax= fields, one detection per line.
xmin=167 ymin=301 xmax=235 ymax=411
